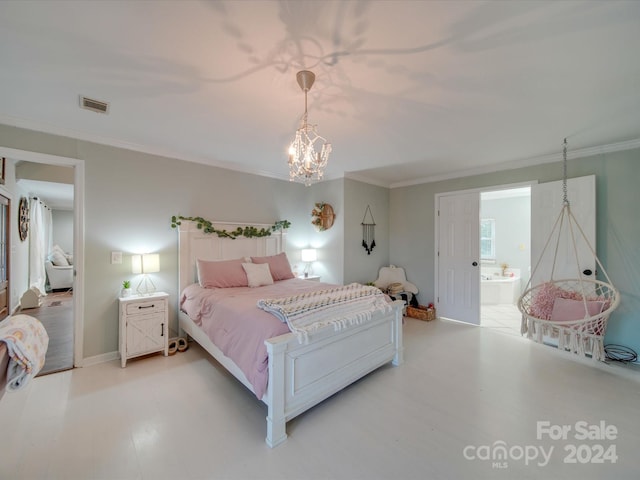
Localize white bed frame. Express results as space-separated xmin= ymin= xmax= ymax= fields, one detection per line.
xmin=177 ymin=221 xmax=404 ymax=447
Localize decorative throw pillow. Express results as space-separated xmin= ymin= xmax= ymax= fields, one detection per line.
xmin=197 ymin=258 xmax=248 ymax=288
xmin=250 ymin=252 xmax=295 ymax=281
xmin=550 ymin=297 xmax=605 ymax=322
xmin=49 ymin=245 xmax=69 ymax=266
xmin=242 ymin=262 xmax=274 ymax=288
xmin=530 ymin=282 xmax=584 ymax=320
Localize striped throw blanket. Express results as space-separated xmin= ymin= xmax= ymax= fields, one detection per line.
xmin=0 ymin=314 xmax=49 ymax=391
xmin=257 ymin=283 xmax=390 ymax=343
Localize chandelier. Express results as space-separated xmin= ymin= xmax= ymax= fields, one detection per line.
xmin=288 ymin=70 xmax=332 ymax=186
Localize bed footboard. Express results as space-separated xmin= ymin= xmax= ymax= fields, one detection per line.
xmin=264 ymin=300 xmax=404 ymax=447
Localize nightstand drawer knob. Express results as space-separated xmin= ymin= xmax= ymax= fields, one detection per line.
xmin=138 ymin=304 xmax=154 ymax=309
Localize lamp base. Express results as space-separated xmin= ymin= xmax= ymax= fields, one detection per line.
xmin=136 ymin=275 xmax=157 ymax=296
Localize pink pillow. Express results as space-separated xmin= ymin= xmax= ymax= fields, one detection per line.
xmin=250 ymin=252 xmax=295 ymax=281
xmin=530 ymin=283 xmax=582 ymax=320
xmin=530 ymin=283 xmax=561 ymax=320
xmin=550 ymin=297 xmax=605 ymax=322
xmin=197 ymin=258 xmax=248 ymax=288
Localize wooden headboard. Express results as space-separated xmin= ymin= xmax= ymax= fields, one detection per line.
xmin=177 ymin=220 xmax=286 ymax=294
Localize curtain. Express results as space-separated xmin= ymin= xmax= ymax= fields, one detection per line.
xmin=29 ymin=197 xmax=52 ymax=294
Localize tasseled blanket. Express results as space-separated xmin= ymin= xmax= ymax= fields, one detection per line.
xmin=0 ymin=314 xmax=49 ymax=391
xmin=257 ymin=283 xmax=391 ymax=343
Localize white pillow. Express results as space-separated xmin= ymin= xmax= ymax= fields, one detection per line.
xmin=49 ymin=245 xmax=69 ymax=266
xmin=242 ymin=262 xmax=274 ymax=288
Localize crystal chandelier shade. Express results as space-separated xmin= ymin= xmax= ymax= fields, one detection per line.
xmin=288 ymin=70 xmax=332 ymax=186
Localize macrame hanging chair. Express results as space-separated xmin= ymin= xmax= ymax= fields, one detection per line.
xmin=517 ymin=139 xmax=620 ymax=361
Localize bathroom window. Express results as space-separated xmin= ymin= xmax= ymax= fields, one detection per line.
xmin=480 ymin=218 xmax=495 ymax=262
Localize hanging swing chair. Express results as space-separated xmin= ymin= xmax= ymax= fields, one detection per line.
xmin=517 ymin=139 xmax=620 ymax=361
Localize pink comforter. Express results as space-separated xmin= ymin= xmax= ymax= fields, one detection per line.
xmin=180 ymin=278 xmax=334 ymax=399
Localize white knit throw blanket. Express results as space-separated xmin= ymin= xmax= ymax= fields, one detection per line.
xmin=257 ymin=283 xmax=391 ymax=343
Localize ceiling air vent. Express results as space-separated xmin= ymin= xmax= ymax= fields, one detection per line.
xmin=79 ymin=95 xmax=109 ymax=114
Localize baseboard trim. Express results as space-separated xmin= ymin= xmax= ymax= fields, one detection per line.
xmin=82 ymin=351 xmax=119 ymax=367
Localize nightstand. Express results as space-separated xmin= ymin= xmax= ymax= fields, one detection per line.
xmin=299 ymin=275 xmax=321 ymax=281
xmin=119 ymin=292 xmax=169 ymax=367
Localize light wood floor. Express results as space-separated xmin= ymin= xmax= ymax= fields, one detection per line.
xmin=1 ymin=317 xmax=639 ymax=479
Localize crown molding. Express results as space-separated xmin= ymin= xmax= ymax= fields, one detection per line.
xmin=389 ymin=137 xmax=640 ymax=189
xmin=3 ymin=114 xmax=639 ymax=190
xmin=0 ymin=114 xmax=294 ymax=182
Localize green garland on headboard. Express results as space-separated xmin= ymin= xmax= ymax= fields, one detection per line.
xmin=170 ymin=215 xmax=291 ymax=239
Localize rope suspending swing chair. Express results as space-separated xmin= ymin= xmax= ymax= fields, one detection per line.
xmin=517 ymin=139 xmax=620 ymax=361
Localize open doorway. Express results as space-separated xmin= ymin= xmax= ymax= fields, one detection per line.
xmin=479 ymin=187 xmax=531 ymax=336
xmin=16 ymin=164 xmax=75 ymax=374
xmin=0 ymin=146 xmax=85 ymax=370
xmin=435 ymin=183 xmax=532 ymax=330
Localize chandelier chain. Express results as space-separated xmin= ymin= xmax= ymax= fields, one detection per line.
xmin=562 ymin=138 xmax=569 ymax=206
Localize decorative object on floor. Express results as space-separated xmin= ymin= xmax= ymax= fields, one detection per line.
xmin=311 ymin=202 xmax=335 ymax=231
xmin=374 ymin=265 xmax=418 ymax=295
xmin=361 ymin=205 xmax=376 ymax=254
xmin=18 ymin=197 xmax=29 ymax=241
xmin=177 ymin=337 xmax=189 ymax=352
xmin=288 ymin=70 xmax=332 ymax=186
xmin=20 ymin=287 xmax=44 ymax=309
xmin=300 ymin=248 xmax=317 ymax=277
xmin=171 ymin=216 xmax=290 ymax=238
xmin=388 ymin=291 xmax=419 ymax=313
xmin=518 ymin=139 xmax=619 ymax=361
xmin=406 ymin=304 xmax=436 ymax=321
xmin=132 ymin=253 xmax=160 ymax=295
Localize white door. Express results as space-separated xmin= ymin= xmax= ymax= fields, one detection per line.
xmin=437 ymin=192 xmax=480 ymax=325
xmin=530 ymin=175 xmax=596 ymax=287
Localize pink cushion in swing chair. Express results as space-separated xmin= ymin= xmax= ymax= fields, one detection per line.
xmin=550 ymin=297 xmax=605 ymax=322
xmin=530 ymin=282 xmax=580 ymax=320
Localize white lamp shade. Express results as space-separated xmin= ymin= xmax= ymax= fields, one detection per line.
xmin=301 ymin=248 xmax=317 ymax=262
xmin=142 ymin=254 xmax=160 ymax=273
xmin=132 ymin=253 xmax=160 ymax=274
xmin=131 ymin=255 xmax=142 ymax=274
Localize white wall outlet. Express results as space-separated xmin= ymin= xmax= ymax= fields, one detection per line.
xmin=111 ymin=251 xmax=123 ymax=264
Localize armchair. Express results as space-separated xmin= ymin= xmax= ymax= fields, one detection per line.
xmin=45 ymin=261 xmax=73 ymax=290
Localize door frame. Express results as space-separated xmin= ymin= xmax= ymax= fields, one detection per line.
xmin=0 ymin=146 xmax=85 ymax=367
xmin=434 ymin=180 xmax=536 ymax=325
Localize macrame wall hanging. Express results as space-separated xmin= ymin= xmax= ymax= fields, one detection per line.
xmin=361 ymin=205 xmax=376 ymax=255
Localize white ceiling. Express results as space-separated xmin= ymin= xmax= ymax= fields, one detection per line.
xmin=1 ymin=1 xmax=639 ymax=188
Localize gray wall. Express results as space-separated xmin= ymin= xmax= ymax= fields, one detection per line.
xmin=304 ymin=178 xmax=346 ymax=285
xmin=390 ymin=148 xmax=640 ymax=356
xmin=51 ymin=210 xmax=74 ymax=253
xmin=343 ymin=178 xmax=390 ymax=285
xmin=4 ymin=120 xmax=638 ymax=362
xmin=0 ymin=123 xmax=386 ymax=360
